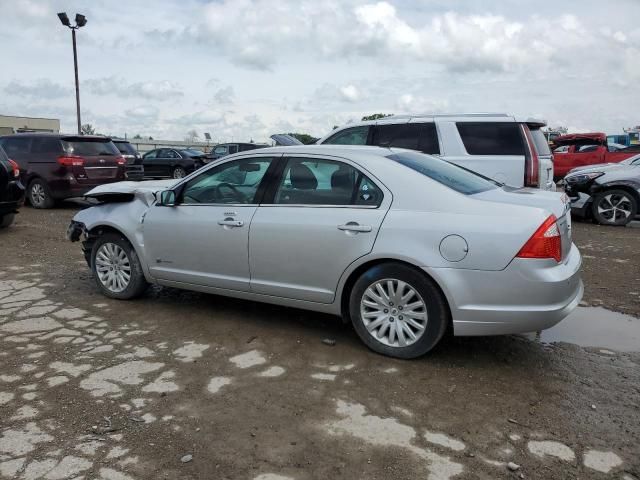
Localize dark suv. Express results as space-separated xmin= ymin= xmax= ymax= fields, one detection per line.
xmin=112 ymin=139 xmax=144 ymax=181
xmin=0 ymin=134 xmax=126 ymax=208
xmin=0 ymin=144 xmax=25 ymax=228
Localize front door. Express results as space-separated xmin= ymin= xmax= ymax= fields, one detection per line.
xmin=143 ymin=156 xmax=275 ymax=291
xmin=249 ymin=155 xmax=390 ymax=303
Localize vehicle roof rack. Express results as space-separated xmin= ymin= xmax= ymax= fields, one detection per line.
xmin=388 ymin=113 xmax=511 ymax=120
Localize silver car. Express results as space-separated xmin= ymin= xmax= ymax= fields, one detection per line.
xmin=67 ymin=146 xmax=583 ymax=359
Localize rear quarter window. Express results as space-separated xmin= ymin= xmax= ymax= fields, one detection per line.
xmin=457 ymin=122 xmax=525 ymax=155
xmin=372 ymin=123 xmax=440 ymax=154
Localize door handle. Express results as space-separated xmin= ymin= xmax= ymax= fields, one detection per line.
xmin=338 ymin=223 xmax=372 ymax=233
xmin=218 ymin=219 xmax=244 ymax=227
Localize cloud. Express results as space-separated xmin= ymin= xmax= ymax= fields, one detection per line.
xmin=313 ymin=83 xmax=366 ymax=104
xmin=84 ymin=77 xmax=183 ymax=100
xmin=395 ymin=94 xmax=450 ymax=114
xmin=213 ymin=86 xmax=235 ymax=105
xmin=5 ymin=79 xmax=71 ymax=99
xmin=339 ymin=85 xmax=362 ymax=102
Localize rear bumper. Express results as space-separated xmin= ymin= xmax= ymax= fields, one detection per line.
xmin=429 ymin=244 xmax=583 ymax=336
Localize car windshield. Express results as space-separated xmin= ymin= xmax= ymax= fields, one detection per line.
xmin=182 ymin=149 xmax=204 ymax=157
xmin=621 ymin=154 xmax=640 ymax=165
xmin=387 ymin=151 xmax=498 ymax=195
xmin=62 ymin=139 xmax=119 ymax=156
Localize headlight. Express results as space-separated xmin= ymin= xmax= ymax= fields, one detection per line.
xmin=565 ymin=172 xmax=604 ymax=184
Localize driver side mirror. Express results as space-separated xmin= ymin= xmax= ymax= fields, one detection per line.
xmin=156 ymin=190 xmax=177 ymax=206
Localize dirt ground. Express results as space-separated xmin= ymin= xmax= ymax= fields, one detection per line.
xmin=0 ymin=204 xmax=638 ymax=480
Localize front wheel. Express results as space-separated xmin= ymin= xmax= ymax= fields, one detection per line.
xmin=349 ymin=263 xmax=449 ymax=359
xmin=592 ymin=189 xmax=637 ymax=226
xmin=91 ymin=232 xmax=148 ymax=299
xmin=172 ymin=166 xmax=187 ymax=179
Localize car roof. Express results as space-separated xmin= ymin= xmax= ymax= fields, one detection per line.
xmin=0 ymin=133 xmax=112 ymax=141
xmin=554 ymin=132 xmax=606 ymax=145
xmin=240 ymin=145 xmax=400 ymax=157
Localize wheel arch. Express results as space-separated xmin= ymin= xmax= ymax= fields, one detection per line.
xmin=83 ymin=223 xmax=152 ymax=280
xmin=337 ymin=257 xmax=453 ymax=331
xmin=595 ymin=181 xmax=640 ymax=205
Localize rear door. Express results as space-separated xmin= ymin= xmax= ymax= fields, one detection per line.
xmin=249 ymin=155 xmax=390 ymax=303
xmin=142 ymin=150 xmax=160 ymax=177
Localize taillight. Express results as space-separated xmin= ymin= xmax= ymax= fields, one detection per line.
xmin=516 ymin=215 xmax=562 ymax=263
xmin=116 ymin=156 xmax=126 ymax=165
xmin=522 ymin=125 xmax=539 ymax=187
xmin=8 ymin=159 xmax=19 ymax=178
xmin=58 ymin=155 xmax=85 ymax=167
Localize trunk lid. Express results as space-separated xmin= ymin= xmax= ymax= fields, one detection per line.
xmin=473 ymin=186 xmax=572 ymax=260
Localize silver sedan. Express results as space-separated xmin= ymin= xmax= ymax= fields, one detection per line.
xmin=67 ymin=146 xmax=583 ymax=358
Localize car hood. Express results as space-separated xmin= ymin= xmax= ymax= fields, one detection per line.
xmin=567 ymin=162 xmax=630 ymax=175
xmin=83 ymin=179 xmax=180 ymax=206
xmin=473 ymin=186 xmax=569 ymax=219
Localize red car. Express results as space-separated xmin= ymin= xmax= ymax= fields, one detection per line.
xmin=553 ymin=132 xmax=637 ymax=180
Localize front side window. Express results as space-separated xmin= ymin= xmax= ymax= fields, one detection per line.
xmin=180 ymin=157 xmax=272 ymax=205
xmin=144 ymin=150 xmax=157 ymax=159
xmin=274 ymin=157 xmax=382 ymax=206
xmin=323 ymin=126 xmax=370 ymax=146
xmin=387 ymin=151 xmax=497 ymax=195
xmin=457 ymin=122 xmax=525 ymax=155
xmin=371 ymin=123 xmax=440 ymax=154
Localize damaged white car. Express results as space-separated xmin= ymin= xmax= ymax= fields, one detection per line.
xmin=68 ymin=146 xmax=582 ymax=358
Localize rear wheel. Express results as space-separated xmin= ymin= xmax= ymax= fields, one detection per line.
xmin=349 ymin=263 xmax=449 ymax=359
xmin=592 ymin=189 xmax=637 ymax=226
xmin=172 ymin=166 xmax=187 ymax=179
xmin=91 ymin=232 xmax=148 ymax=299
xmin=28 ymin=179 xmax=54 ymax=209
xmin=0 ymin=214 xmax=15 ymax=229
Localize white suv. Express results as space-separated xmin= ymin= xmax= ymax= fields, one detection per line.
xmin=316 ymin=113 xmax=554 ymax=190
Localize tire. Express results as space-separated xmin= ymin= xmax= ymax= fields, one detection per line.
xmin=90 ymin=232 xmax=148 ymax=300
xmin=28 ymin=179 xmax=55 ymax=209
xmin=349 ymin=263 xmax=449 ymax=359
xmin=592 ymin=189 xmax=637 ymax=226
xmin=0 ymin=214 xmax=15 ymax=229
xmin=172 ymin=166 xmax=187 ymax=179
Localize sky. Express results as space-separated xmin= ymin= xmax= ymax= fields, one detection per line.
xmin=1 ymin=0 xmax=639 ymax=143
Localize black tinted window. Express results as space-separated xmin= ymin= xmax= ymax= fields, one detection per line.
xmin=62 ymin=139 xmax=119 ymax=156
xmin=387 ymin=151 xmax=497 ymax=195
xmin=31 ymin=137 xmax=63 ymax=154
xmin=529 ymin=128 xmax=551 ymax=155
xmin=372 ymin=123 xmax=439 ymax=154
xmin=2 ymin=137 xmax=31 ymax=156
xmin=114 ymin=142 xmax=137 ymax=155
xmin=457 ymin=122 xmax=525 ymax=155
xmin=323 ymin=126 xmax=369 ymax=145
xmin=274 ymin=158 xmax=382 ymax=206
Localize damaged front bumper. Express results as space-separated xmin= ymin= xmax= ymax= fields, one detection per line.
xmin=66 ymin=220 xmax=87 ymax=242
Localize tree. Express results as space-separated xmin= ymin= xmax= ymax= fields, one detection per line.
xmin=133 ymin=134 xmax=142 ymax=139
xmin=81 ymin=123 xmax=95 ymax=135
xmin=361 ymin=113 xmax=392 ymax=121
xmin=184 ymin=130 xmax=199 ymax=142
xmin=287 ymin=132 xmax=319 ymax=145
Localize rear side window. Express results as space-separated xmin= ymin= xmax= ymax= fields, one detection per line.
xmin=31 ymin=137 xmax=63 ymax=155
xmin=371 ymin=123 xmax=440 ymax=154
xmin=457 ymin=122 xmax=525 ymax=155
xmin=62 ymin=139 xmax=119 ymax=156
xmin=114 ymin=142 xmax=137 ymax=155
xmin=529 ymin=128 xmax=551 ymax=155
xmin=2 ymin=137 xmax=31 ymax=157
xmin=387 ymin=151 xmax=497 ymax=195
xmin=323 ymin=126 xmax=369 ymax=145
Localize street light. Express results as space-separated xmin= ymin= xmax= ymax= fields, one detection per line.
xmin=57 ymin=12 xmax=87 ymax=134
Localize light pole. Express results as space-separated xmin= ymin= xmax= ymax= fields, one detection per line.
xmin=57 ymin=12 xmax=87 ymax=135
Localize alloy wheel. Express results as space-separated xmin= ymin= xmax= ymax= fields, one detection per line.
xmin=173 ymin=167 xmax=186 ymax=179
xmin=597 ymin=193 xmax=633 ymax=223
xmin=95 ymin=242 xmax=132 ymax=293
xmin=360 ymin=278 xmax=428 ymax=347
xmin=31 ymin=183 xmax=46 ymax=207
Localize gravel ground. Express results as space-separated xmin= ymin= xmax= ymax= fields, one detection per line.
xmin=0 ymin=204 xmax=638 ymax=480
